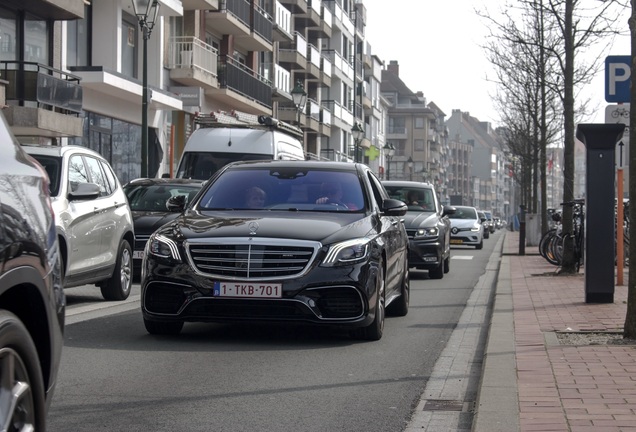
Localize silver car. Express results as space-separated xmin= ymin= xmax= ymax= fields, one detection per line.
xmin=23 ymin=145 xmax=135 ymax=300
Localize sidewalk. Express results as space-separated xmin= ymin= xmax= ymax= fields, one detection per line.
xmin=474 ymin=231 xmax=636 ymax=432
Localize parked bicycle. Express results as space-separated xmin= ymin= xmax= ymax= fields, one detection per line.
xmin=539 ymin=199 xmax=585 ymax=271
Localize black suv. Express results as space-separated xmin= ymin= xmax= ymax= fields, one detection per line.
xmin=0 ymin=111 xmax=65 ymax=430
xmin=382 ymin=181 xmax=455 ymax=279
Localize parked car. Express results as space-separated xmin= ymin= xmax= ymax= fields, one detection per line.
xmin=483 ymin=210 xmax=496 ymax=233
xmin=23 ymin=145 xmax=135 ymax=300
xmin=477 ymin=210 xmax=490 ymax=239
xmin=141 ymin=160 xmax=410 ymax=341
xmin=448 ymin=205 xmax=484 ymax=249
xmin=382 ymin=180 xmax=455 ymax=279
xmin=493 ymin=217 xmax=503 ymax=230
xmin=0 ymin=111 xmax=64 ymax=430
xmin=123 ymin=178 xmax=206 ymax=277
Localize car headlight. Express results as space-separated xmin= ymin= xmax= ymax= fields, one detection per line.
xmin=148 ymin=234 xmax=181 ymax=261
xmin=414 ymin=227 xmax=439 ymax=238
xmin=321 ymin=238 xmax=370 ymax=266
xmin=471 ymin=223 xmax=481 ymax=232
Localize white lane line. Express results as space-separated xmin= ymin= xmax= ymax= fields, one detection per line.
xmin=451 ymin=256 xmax=474 ymax=260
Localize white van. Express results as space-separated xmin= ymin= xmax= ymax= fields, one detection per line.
xmin=175 ymin=112 xmax=305 ymax=180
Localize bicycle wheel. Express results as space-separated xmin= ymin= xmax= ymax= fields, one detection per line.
xmin=539 ymin=229 xmax=557 ymax=259
xmin=545 ymin=234 xmax=562 ymax=266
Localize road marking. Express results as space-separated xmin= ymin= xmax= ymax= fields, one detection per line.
xmin=451 ymin=256 xmax=474 ymax=260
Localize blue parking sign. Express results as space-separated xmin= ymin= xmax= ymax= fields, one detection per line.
xmin=605 ymin=55 xmax=631 ymax=103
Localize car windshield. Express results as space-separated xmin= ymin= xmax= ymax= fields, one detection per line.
xmin=384 ymin=186 xmax=435 ymax=212
xmin=29 ymin=154 xmax=62 ymax=196
xmin=449 ymin=207 xmax=477 ymax=220
xmin=125 ymin=184 xmax=202 ymax=211
xmin=197 ymin=167 xmax=365 ymax=212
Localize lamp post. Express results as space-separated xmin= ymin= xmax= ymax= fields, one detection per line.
xmin=383 ymin=143 xmax=395 ymax=180
xmin=131 ymin=0 xmax=160 ymax=178
xmin=351 ymin=122 xmax=364 ymax=163
xmin=407 ymin=156 xmax=414 ymax=181
xmin=291 ymin=80 xmax=307 ymax=127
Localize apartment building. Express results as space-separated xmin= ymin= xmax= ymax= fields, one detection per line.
xmin=380 ymin=61 xmax=441 ymax=184
xmin=2 ymin=0 xmax=392 ymax=185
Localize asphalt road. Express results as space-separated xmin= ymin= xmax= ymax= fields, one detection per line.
xmin=47 ymin=232 xmax=501 ymax=432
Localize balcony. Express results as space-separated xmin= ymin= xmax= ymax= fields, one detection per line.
xmin=307 ymin=3 xmax=332 ymax=39
xmin=1 ymin=61 xmax=83 ymax=137
xmin=386 ymin=126 xmax=407 ymax=139
xmin=214 ymin=55 xmax=272 ymax=112
xmin=320 ymin=55 xmax=332 ymax=87
xmin=278 ymin=0 xmax=308 ymax=14
xmin=279 ymin=32 xmax=308 ymax=70
xmin=323 ymin=49 xmax=353 ymax=84
xmin=168 ymin=36 xmax=219 ymax=90
xmin=182 ymin=0 xmax=219 ymax=10
xmin=205 ymin=0 xmax=273 ymax=52
xmin=297 ymin=0 xmax=321 ymax=27
xmin=273 ymin=1 xmax=293 ymax=42
xmin=21 ymin=0 xmax=84 ymax=20
xmin=305 ymin=44 xmax=321 ymax=79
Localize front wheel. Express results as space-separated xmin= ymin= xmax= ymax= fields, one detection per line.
xmin=443 ymin=255 xmax=450 ymax=273
xmin=352 ymin=262 xmax=385 ymax=341
xmin=0 ymin=310 xmax=46 ymax=432
xmin=429 ymin=261 xmax=444 ymax=279
xmin=387 ymin=263 xmax=409 ymax=317
xmin=475 ymin=239 xmax=483 ymax=250
xmin=101 ymin=239 xmax=133 ymax=301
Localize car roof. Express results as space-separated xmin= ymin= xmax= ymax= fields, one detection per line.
xmin=382 ymin=180 xmax=434 ymax=189
xmin=224 ymin=159 xmax=366 ymax=172
xmin=124 ymin=178 xmax=206 ymax=187
xmin=21 ymin=144 xmax=105 ymax=159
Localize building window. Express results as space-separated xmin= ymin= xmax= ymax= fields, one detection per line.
xmin=121 ymin=13 xmax=137 ymax=78
xmin=0 ymin=7 xmax=17 ymax=61
xmin=24 ymin=13 xmax=48 ymax=63
xmin=415 ymin=139 xmax=424 ymax=151
xmin=66 ymin=3 xmax=91 ymax=67
xmin=415 ymin=117 xmax=425 ymax=129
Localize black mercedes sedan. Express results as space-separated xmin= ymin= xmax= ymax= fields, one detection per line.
xmin=140 ymin=160 xmax=410 ymax=341
xmin=123 ymin=178 xmax=206 ymax=278
xmin=382 ymin=181 xmax=455 ymax=279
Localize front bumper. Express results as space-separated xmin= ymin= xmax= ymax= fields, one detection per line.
xmin=408 ymin=238 xmax=443 ymax=269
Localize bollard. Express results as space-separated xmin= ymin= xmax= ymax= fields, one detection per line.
xmin=518 ymin=205 xmax=526 ymax=256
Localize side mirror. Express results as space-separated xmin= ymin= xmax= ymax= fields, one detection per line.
xmin=442 ymin=205 xmax=456 ymax=217
xmin=68 ymin=182 xmax=100 ymax=201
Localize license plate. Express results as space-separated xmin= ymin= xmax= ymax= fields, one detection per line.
xmin=133 ymin=250 xmax=145 ymax=259
xmin=213 ymin=282 xmax=282 ymax=298
xmin=450 ymin=239 xmax=464 ymax=244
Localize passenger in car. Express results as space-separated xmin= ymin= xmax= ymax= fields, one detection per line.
xmin=245 ymin=186 xmax=266 ymax=208
xmin=316 ymin=182 xmax=346 ymax=206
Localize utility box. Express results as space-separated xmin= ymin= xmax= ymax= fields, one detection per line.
xmin=576 ymin=123 xmax=625 ymax=303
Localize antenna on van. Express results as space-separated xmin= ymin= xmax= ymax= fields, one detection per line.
xmin=193 ymin=109 xmax=303 ymax=139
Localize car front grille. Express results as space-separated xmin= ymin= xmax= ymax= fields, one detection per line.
xmin=185 ymin=238 xmax=320 ymax=280
xmin=314 ymin=287 xmax=364 ymax=318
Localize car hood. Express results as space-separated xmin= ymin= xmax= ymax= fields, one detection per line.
xmin=156 ymin=210 xmax=374 ymax=245
xmin=132 ymin=211 xmax=182 ymax=235
xmin=450 ymin=219 xmax=479 ymax=229
xmin=403 ymin=211 xmax=437 ymax=228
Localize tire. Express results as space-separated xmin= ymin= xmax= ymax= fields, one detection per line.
xmin=475 ymin=239 xmax=483 ymax=250
xmin=443 ymin=255 xmax=450 ymax=274
xmin=101 ymin=239 xmax=133 ymax=301
xmin=539 ymin=229 xmax=557 ymax=259
xmin=0 ymin=310 xmax=46 ymax=432
xmin=144 ymin=318 xmax=184 ymax=335
xmin=429 ymin=261 xmax=444 ymax=279
xmin=388 ymin=263 xmax=409 ymax=317
xmin=352 ymin=262 xmax=385 ymax=341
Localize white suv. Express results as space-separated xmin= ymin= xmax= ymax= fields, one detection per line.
xmin=23 ymin=145 xmax=135 ymax=300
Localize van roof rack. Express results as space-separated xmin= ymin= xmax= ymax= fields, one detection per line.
xmin=194 ymin=110 xmax=303 ymax=139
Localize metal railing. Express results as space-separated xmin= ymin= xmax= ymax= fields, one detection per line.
xmin=217 ymin=55 xmax=272 ymax=108
xmin=1 ymin=61 xmax=83 ymax=114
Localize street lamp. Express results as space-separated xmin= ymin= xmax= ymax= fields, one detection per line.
xmin=290 ymin=80 xmax=307 ymax=127
xmin=351 ymin=122 xmax=364 ymax=163
xmin=131 ymin=0 xmax=160 ymax=178
xmin=383 ymin=143 xmax=395 ymax=180
xmin=407 ymin=156 xmax=414 ymax=181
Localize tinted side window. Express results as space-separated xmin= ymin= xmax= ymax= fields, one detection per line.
xmin=68 ymin=155 xmax=89 ymax=192
xmin=366 ymin=171 xmax=388 ymax=209
xmin=100 ymin=160 xmax=118 ymax=195
xmin=84 ymin=156 xmax=109 ymax=197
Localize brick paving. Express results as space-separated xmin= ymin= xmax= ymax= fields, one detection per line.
xmin=504 ymin=231 xmax=636 ymax=432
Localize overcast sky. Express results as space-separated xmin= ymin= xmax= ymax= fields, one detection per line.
xmin=363 ymin=0 xmax=632 ymax=127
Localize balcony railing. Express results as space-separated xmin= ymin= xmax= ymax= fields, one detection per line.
xmin=1 ymin=61 xmax=82 ymax=115
xmin=223 ymin=0 xmax=250 ymax=27
xmin=168 ymin=36 xmax=218 ymax=76
xmin=253 ymin=3 xmax=273 ymax=43
xmin=218 ymin=55 xmax=272 ymax=108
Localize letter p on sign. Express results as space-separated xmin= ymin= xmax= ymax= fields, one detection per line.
xmin=605 ymin=55 xmax=631 ymax=103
